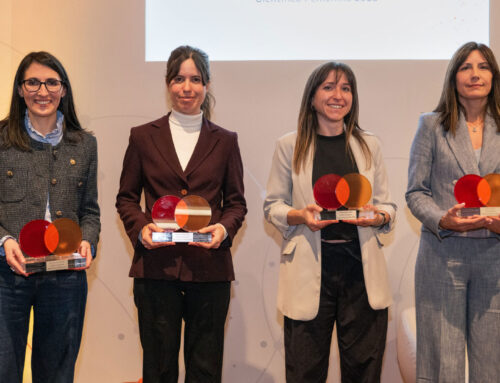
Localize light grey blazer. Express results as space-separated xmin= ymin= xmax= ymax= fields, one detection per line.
xmin=264 ymin=131 xmax=396 ymax=320
xmin=406 ymin=111 xmax=500 ymax=240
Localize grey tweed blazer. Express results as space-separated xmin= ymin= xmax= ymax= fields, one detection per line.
xmin=406 ymin=111 xmax=500 ymax=239
xmin=0 ymin=131 xmax=100 ymax=251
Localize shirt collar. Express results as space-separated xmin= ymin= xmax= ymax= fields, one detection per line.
xmin=24 ymin=110 xmax=64 ymax=146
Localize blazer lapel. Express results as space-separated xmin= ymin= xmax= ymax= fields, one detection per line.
xmin=184 ymin=118 xmax=219 ymax=177
xmin=150 ymin=114 xmax=186 ymax=181
xmin=479 ymin=111 xmax=500 ymax=175
xmin=445 ymin=113 xmax=479 ymax=176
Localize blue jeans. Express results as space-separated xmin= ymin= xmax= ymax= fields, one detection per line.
xmin=0 ymin=257 xmax=87 ymax=383
xmin=415 ymin=232 xmax=500 ymax=382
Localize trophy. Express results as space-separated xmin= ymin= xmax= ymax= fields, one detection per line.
xmin=313 ymin=173 xmax=374 ymax=220
xmin=151 ymin=195 xmax=212 ymax=243
xmin=455 ymin=173 xmax=500 ymax=217
xmin=20 ymin=218 xmax=86 ymax=273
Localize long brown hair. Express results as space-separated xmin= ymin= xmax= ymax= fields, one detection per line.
xmin=434 ymin=41 xmax=500 ymax=134
xmin=165 ymin=45 xmax=214 ymax=120
xmin=293 ymin=62 xmax=371 ymax=173
xmin=0 ymin=51 xmax=84 ymax=151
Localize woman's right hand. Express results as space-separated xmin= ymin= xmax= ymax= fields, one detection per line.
xmin=287 ymin=204 xmax=338 ymax=232
xmin=4 ymin=238 xmax=28 ymax=277
xmin=439 ymin=203 xmax=491 ymax=232
xmin=141 ymin=223 xmax=175 ymax=249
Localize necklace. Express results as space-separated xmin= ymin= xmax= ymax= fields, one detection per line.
xmin=467 ymin=120 xmax=483 ymax=133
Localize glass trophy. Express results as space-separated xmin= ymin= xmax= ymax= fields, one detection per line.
xmin=20 ymin=218 xmax=85 ymax=273
xmin=151 ymin=195 xmax=212 ymax=243
xmin=313 ymin=173 xmax=374 ymax=220
xmin=455 ymin=173 xmax=500 ymax=217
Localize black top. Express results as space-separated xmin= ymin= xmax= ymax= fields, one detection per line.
xmin=312 ymin=133 xmax=360 ymax=241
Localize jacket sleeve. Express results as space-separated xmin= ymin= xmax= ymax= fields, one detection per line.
xmin=369 ymin=135 xmax=397 ymax=234
xmin=218 ymin=132 xmax=247 ymax=243
xmin=79 ymin=135 xmax=101 ymax=251
xmin=263 ymin=136 xmax=297 ymax=239
xmin=116 ymin=128 xmax=149 ymax=248
xmin=405 ymin=114 xmax=448 ymax=236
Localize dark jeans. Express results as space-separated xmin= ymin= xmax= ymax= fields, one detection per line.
xmin=134 ymin=278 xmax=231 ymax=383
xmin=284 ymin=241 xmax=388 ymax=383
xmin=0 ymin=258 xmax=87 ymax=383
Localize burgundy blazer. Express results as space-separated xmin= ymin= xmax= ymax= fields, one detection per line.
xmin=116 ymin=114 xmax=247 ymax=281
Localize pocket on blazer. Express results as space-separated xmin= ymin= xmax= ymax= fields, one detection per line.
xmin=0 ymin=167 xmax=27 ymax=202
xmin=281 ymin=239 xmax=297 ymax=256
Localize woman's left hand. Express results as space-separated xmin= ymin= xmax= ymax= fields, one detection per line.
xmin=485 ymin=216 xmax=500 ymax=234
xmin=73 ymin=240 xmax=93 ymax=270
xmin=342 ymin=205 xmax=388 ymax=227
xmin=188 ymin=224 xmax=225 ymax=249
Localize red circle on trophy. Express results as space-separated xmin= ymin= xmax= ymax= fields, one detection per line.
xmin=454 ymin=174 xmax=484 ymax=207
xmin=44 ymin=218 xmax=82 ymax=255
xmin=482 ymin=173 xmax=500 ymax=207
xmin=314 ymin=174 xmax=343 ymax=210
xmin=175 ymin=195 xmax=212 ymax=232
xmin=152 ymin=195 xmax=181 ymax=230
xmin=19 ymin=220 xmax=51 ymax=257
xmin=342 ymin=173 xmax=372 ymax=209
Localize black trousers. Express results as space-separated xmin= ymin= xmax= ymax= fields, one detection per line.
xmin=284 ymin=241 xmax=388 ymax=383
xmin=133 ymin=278 xmax=231 ymax=383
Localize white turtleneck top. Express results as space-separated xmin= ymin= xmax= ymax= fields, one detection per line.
xmin=169 ymin=109 xmax=203 ymax=170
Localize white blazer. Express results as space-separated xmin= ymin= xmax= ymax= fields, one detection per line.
xmin=264 ymin=131 xmax=396 ymax=320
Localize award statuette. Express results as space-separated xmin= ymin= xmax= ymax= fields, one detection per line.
xmin=151 ymin=195 xmax=212 ymax=243
xmin=313 ymin=173 xmax=375 ymax=220
xmin=455 ymin=173 xmax=500 ymax=217
xmin=20 ymin=218 xmax=85 ymax=273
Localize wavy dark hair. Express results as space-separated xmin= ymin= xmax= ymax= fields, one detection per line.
xmin=165 ymin=45 xmax=214 ymax=120
xmin=434 ymin=41 xmax=500 ymax=134
xmin=0 ymin=51 xmax=84 ymax=151
xmin=293 ymin=61 xmax=371 ymax=173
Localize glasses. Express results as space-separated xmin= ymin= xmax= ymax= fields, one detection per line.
xmin=21 ymin=78 xmax=64 ymax=93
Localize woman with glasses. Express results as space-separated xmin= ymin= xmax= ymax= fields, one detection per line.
xmin=0 ymin=51 xmax=100 ymax=382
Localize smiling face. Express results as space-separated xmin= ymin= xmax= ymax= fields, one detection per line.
xmin=312 ymin=70 xmax=353 ymax=131
xmin=456 ymin=50 xmax=493 ymax=104
xmin=167 ymin=58 xmax=207 ymax=115
xmin=18 ymin=61 xmax=66 ymax=121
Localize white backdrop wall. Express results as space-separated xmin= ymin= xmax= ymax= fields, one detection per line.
xmin=1 ymin=1 xmax=499 ymax=382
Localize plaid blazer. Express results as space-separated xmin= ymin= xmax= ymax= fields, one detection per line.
xmin=0 ymin=131 xmax=101 ymax=251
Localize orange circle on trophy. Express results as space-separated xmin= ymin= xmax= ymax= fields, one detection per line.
xmin=314 ymin=174 xmax=344 ymax=210
xmin=454 ymin=174 xmax=484 ymax=208
xmin=44 ymin=218 xmax=82 ymax=255
xmin=19 ymin=220 xmax=51 ymax=257
xmin=175 ymin=195 xmax=212 ymax=232
xmin=341 ymin=173 xmax=372 ymax=209
xmin=477 ymin=177 xmax=492 ymax=206
xmin=152 ymin=195 xmax=181 ymax=230
xmin=482 ymin=173 xmax=500 ymax=206
xmin=335 ymin=177 xmax=350 ymax=206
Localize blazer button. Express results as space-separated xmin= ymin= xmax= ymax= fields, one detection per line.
xmin=55 ymin=210 xmax=63 ymax=217
xmin=78 ymin=181 xmax=83 ymax=187
xmin=6 ymin=170 xmax=13 ymax=178
xmin=181 ymin=189 xmax=188 ymax=196
xmin=51 ymin=178 xmax=57 ymax=185
xmin=70 ymin=159 xmax=76 ymax=165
